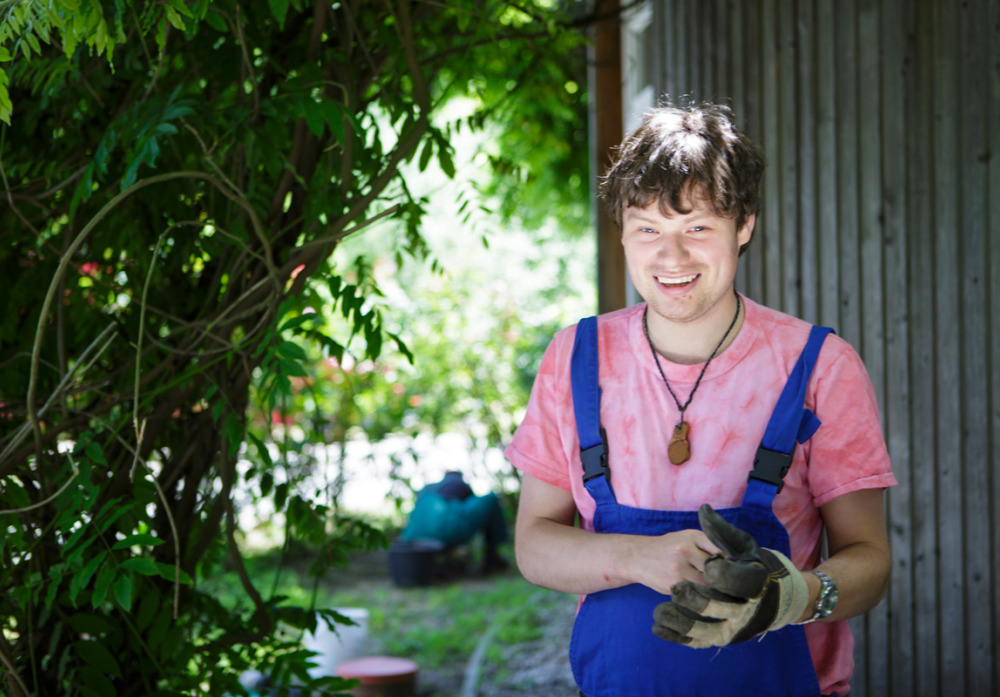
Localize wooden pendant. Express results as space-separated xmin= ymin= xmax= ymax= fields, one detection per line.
xmin=668 ymin=421 xmax=691 ymax=465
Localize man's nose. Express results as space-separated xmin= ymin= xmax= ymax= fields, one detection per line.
xmin=657 ymin=233 xmax=690 ymax=262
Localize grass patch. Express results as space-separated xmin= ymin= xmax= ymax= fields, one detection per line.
xmin=199 ymin=543 xmax=572 ymax=688
xmin=327 ymin=574 xmax=554 ymax=670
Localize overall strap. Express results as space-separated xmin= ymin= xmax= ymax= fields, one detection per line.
xmin=570 ymin=317 xmax=610 ymax=482
xmin=744 ymin=325 xmax=834 ymax=508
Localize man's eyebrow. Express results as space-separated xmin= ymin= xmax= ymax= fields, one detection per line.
xmin=625 ymin=209 xmax=716 ymax=225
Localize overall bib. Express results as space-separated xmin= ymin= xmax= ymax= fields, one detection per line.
xmin=568 ymin=316 xmax=833 ymax=697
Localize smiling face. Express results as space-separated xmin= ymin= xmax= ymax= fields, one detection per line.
xmin=622 ymin=191 xmax=754 ymax=350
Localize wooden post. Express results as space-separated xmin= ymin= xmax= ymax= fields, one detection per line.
xmin=592 ymin=0 xmax=626 ymax=313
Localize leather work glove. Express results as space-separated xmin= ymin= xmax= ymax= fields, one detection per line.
xmin=651 ymin=504 xmax=810 ymax=648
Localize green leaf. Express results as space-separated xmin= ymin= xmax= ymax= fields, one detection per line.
xmin=418 ymin=138 xmax=434 ymax=172
xmin=437 ymin=144 xmax=456 ymax=178
xmin=112 ymin=533 xmax=165 ymax=550
xmin=70 ymin=551 xmax=106 ymax=605
xmin=96 ymin=501 xmax=134 ymax=534
xmin=279 ymin=357 xmax=309 ymax=377
xmin=76 ymin=639 xmax=122 ymax=677
xmin=275 ymin=482 xmax=289 ymax=511
xmin=277 ymin=339 xmax=308 ymax=361
xmin=44 ymin=570 xmax=62 ymax=609
xmin=78 ymin=665 xmax=116 ymax=696
xmin=279 ymin=314 xmax=314 ymax=332
xmin=322 ymin=100 xmax=346 ymax=145
xmin=154 ymin=562 xmax=192 ymax=584
xmin=84 ymin=442 xmax=107 ymax=466
xmin=91 ymin=564 xmax=115 ymax=608
xmin=120 ymin=557 xmax=159 ymax=576
xmin=248 ymin=433 xmax=274 ymax=469
xmin=205 ymin=8 xmax=228 ymax=32
xmin=68 ymin=612 xmax=117 ymax=636
xmin=165 ymin=0 xmax=195 ymax=19
xmin=304 ymin=99 xmax=324 ymax=137
xmin=135 ymin=587 xmax=162 ymax=631
xmin=269 ymin=0 xmax=290 ymax=27
xmin=164 ymin=6 xmax=185 ymax=30
xmin=112 ymin=575 xmax=132 ymax=611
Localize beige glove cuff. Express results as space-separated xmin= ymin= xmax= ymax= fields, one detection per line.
xmin=767 ymin=549 xmax=810 ymax=630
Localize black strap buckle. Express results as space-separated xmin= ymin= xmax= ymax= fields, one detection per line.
xmin=580 ymin=432 xmax=609 ymax=482
xmin=748 ymin=446 xmax=793 ymax=492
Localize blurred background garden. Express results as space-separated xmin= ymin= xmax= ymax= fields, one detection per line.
xmin=0 ymin=1 xmax=598 ymax=695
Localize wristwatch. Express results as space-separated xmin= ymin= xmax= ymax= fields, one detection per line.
xmin=801 ymin=570 xmax=838 ymax=623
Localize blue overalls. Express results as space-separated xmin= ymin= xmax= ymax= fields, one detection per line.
xmin=569 ymin=316 xmax=834 ymax=697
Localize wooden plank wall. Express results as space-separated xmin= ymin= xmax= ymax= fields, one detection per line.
xmin=627 ymin=1 xmax=999 ymax=695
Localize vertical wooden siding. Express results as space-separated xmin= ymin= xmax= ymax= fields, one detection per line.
xmin=631 ymin=1 xmax=999 ymax=695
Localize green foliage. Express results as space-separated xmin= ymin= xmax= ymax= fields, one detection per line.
xmin=220 ymin=549 xmax=566 ymax=687
xmin=0 ymin=0 xmax=593 ymax=694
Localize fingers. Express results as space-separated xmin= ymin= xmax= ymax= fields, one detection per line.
xmin=652 ymin=591 xmax=738 ymax=649
xmin=697 ymin=504 xmax=762 ymax=563
xmin=632 ymin=529 xmax=722 ymax=592
xmin=671 ymin=579 xmax=742 ymax=614
xmin=703 ymin=554 xmax=769 ymax=598
xmin=651 ymin=595 xmax=715 ymax=645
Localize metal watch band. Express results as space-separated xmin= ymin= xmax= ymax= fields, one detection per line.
xmin=801 ymin=569 xmax=838 ymax=624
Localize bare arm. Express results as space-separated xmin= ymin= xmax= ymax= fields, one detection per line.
xmin=796 ymin=487 xmax=891 ymax=623
xmin=514 ymin=473 xmax=721 ymax=596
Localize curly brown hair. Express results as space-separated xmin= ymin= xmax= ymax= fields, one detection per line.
xmin=599 ymin=102 xmax=765 ymax=254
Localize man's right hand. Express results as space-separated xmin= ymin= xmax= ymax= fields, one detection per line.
xmin=514 ymin=473 xmax=720 ymax=596
xmin=625 ymin=528 xmax=722 ymax=595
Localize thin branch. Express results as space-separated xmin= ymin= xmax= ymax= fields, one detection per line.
xmin=184 ymin=125 xmax=282 ymax=289
xmin=26 ymin=171 xmax=272 ymax=466
xmin=0 ymin=323 xmax=117 ymax=469
xmin=71 ymin=412 xmax=185 ymax=620
xmin=393 ymin=0 xmax=431 ymax=113
xmin=132 ymin=234 xmax=164 ymax=480
xmin=0 ymin=454 xmax=79 ymax=515
xmin=296 ymin=203 xmax=401 ymax=250
xmin=141 ymin=20 xmax=168 ymax=100
xmin=0 ymin=630 xmax=30 ymax=697
xmin=232 ymin=5 xmax=260 ymax=114
xmin=0 ymin=154 xmax=42 ymax=236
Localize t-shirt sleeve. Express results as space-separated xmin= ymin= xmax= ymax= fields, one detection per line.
xmin=806 ymin=338 xmax=897 ymax=507
xmin=505 ymin=329 xmax=577 ymax=492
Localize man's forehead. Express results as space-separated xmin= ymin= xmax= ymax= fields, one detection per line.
xmin=623 ymin=194 xmax=721 ymax=222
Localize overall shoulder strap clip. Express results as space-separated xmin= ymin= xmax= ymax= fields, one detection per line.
xmin=748 ymin=325 xmax=834 ymax=493
xmin=580 ymin=429 xmax=609 ymax=482
xmin=749 ymin=447 xmax=794 ymax=492
xmin=571 ymin=317 xmax=609 ymax=482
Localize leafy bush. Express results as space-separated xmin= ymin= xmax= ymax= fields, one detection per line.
xmin=0 ymin=1 xmax=591 ymax=695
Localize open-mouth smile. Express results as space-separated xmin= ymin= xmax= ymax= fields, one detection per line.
xmin=655 ymin=273 xmax=698 ymax=288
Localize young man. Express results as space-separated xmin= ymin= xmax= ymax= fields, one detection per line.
xmin=506 ymin=103 xmax=895 ymax=696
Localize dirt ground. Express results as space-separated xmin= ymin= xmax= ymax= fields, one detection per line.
xmin=421 ymin=580 xmax=578 ymax=697
xmin=332 ymin=550 xmax=579 ymax=697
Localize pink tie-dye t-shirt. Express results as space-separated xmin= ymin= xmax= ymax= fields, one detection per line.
xmin=505 ymin=295 xmax=896 ymax=696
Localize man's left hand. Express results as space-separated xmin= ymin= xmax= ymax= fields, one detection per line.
xmin=651 ymin=504 xmax=811 ymax=648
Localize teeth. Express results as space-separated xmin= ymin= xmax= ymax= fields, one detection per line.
xmin=656 ymin=274 xmax=697 ymax=286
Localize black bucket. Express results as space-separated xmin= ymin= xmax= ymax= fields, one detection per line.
xmin=388 ymin=538 xmax=444 ymax=587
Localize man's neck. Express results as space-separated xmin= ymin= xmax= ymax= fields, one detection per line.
xmin=645 ymin=296 xmax=744 ymax=365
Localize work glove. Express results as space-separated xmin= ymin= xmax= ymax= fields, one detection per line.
xmin=651 ymin=504 xmax=810 ymax=648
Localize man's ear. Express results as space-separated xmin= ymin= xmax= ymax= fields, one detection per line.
xmin=737 ymin=213 xmax=756 ymax=254
xmin=738 ymin=213 xmax=756 ymax=246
